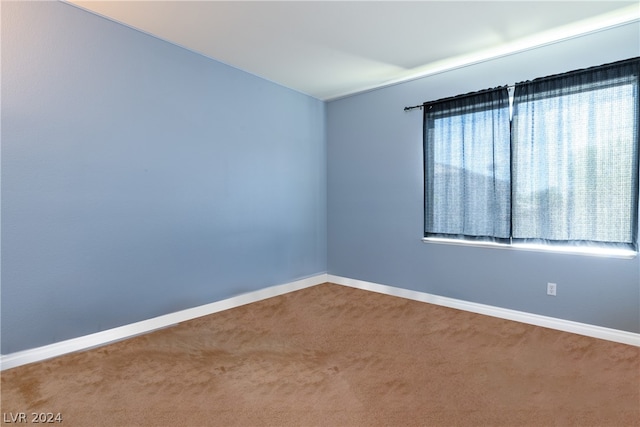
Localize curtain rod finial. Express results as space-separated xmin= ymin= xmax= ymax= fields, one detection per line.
xmin=404 ymin=105 xmax=423 ymax=112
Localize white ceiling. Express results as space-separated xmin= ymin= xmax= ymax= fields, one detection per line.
xmin=68 ymin=1 xmax=639 ymax=100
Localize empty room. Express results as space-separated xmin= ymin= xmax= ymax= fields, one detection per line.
xmin=2 ymin=1 xmax=639 ymax=425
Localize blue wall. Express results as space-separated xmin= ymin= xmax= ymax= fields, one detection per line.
xmin=327 ymin=23 xmax=640 ymax=333
xmin=1 ymin=1 xmax=326 ymax=353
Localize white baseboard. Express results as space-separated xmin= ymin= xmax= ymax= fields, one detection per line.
xmin=0 ymin=274 xmax=328 ymax=371
xmin=3 ymin=273 xmax=637 ymax=371
xmin=327 ymin=275 xmax=640 ymax=347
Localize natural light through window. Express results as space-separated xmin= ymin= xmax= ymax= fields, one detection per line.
xmin=422 ymin=58 xmax=639 ymax=258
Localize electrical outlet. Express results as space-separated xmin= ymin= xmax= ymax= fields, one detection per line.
xmin=547 ymin=282 xmax=557 ymax=296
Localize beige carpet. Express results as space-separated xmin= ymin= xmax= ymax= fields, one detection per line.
xmin=2 ymin=283 xmax=639 ymax=426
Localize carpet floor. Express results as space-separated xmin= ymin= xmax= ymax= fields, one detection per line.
xmin=1 ymin=283 xmax=639 ymax=426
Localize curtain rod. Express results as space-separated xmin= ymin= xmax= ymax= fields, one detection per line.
xmin=404 ymin=85 xmax=513 ymax=112
xmin=403 ymin=104 xmax=424 ymax=112
xmin=403 ymin=57 xmax=640 ymax=112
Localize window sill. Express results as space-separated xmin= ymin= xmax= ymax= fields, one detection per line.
xmin=421 ymin=237 xmax=637 ymax=259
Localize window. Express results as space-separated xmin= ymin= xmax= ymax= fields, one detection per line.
xmin=423 ymin=58 xmax=639 ymax=255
